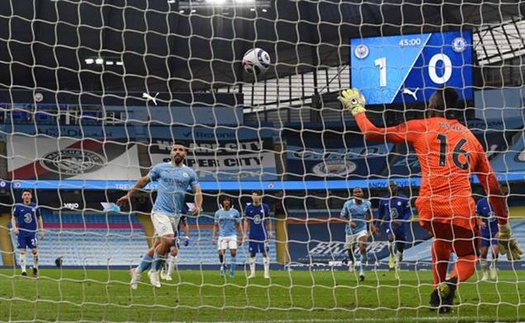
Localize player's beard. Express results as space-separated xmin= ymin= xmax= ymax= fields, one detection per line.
xmin=172 ymin=154 xmax=184 ymax=165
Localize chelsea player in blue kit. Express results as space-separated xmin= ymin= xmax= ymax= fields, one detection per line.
xmin=212 ymin=196 xmax=243 ymax=278
xmin=340 ymin=187 xmax=377 ymax=281
xmin=243 ymin=190 xmax=273 ymax=279
xmin=476 ymin=197 xmax=500 ymax=281
xmin=377 ymin=181 xmax=412 ymax=273
xmin=11 ymin=189 xmax=44 ymax=278
xmin=117 ymin=144 xmax=202 ymax=289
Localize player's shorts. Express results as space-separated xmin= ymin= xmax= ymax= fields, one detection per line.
xmin=151 ymin=211 xmax=180 ymax=237
xmin=480 ymin=232 xmax=498 ymax=248
xmin=249 ymin=241 xmax=269 ymax=254
xmin=344 ymin=230 xmax=368 ymax=250
xmin=17 ymin=233 xmax=37 ymax=250
xmin=218 ymin=235 xmax=238 ymax=251
xmin=421 ymin=221 xmax=478 ymax=257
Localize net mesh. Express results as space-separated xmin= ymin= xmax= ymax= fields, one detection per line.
xmin=0 ymin=0 xmax=524 ymax=322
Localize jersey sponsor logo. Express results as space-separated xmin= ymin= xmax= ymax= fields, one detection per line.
xmin=40 ymin=149 xmax=105 ymax=175
xmin=312 ymin=160 xmax=356 ymax=176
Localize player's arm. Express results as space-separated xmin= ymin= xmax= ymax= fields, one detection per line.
xmin=116 ymin=175 xmax=151 ymax=206
xmin=243 ymin=214 xmax=249 ymax=242
xmin=376 ymin=198 xmax=385 ymax=228
xmin=266 ymin=217 xmax=273 ymax=238
xmin=473 ymin=146 xmax=507 ymax=222
xmin=10 ymin=209 xmax=18 ymax=235
xmin=339 ymin=88 xmax=423 ymax=143
xmin=211 ymin=213 xmax=219 ymax=245
xmin=192 ymin=185 xmax=202 ymax=216
xmin=236 ymin=213 xmax=243 ymax=245
xmin=475 ymin=201 xmax=486 ymax=228
xmin=340 ymin=205 xmax=353 ymax=227
xmin=37 ymin=208 xmax=44 ymax=239
xmin=473 ymin=144 xmax=522 ymax=260
xmin=401 ymin=197 xmax=412 ymax=224
xmin=366 ymin=206 xmax=379 ymax=235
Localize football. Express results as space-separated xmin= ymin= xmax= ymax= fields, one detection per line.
xmin=243 ymin=48 xmax=271 ymax=76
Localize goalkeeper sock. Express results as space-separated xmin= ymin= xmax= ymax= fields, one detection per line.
xmin=263 ymin=256 xmax=270 ymax=273
xmin=454 ymin=254 xmax=476 ymax=283
xmin=249 ymin=257 xmax=256 ymax=274
xmin=137 ymin=254 xmax=153 ymax=273
xmin=33 ymin=253 xmax=39 ymax=269
xmin=20 ymin=253 xmax=27 ymax=272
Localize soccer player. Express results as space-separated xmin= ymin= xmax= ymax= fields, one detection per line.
xmin=212 ymin=196 xmax=243 ymax=278
xmin=339 ymin=87 xmax=522 ymax=312
xmin=117 ymin=144 xmax=202 ymax=289
xmin=476 ymin=196 xmax=500 ymax=281
xmin=377 ymin=181 xmax=412 ymax=272
xmin=243 ymin=190 xmax=273 ymax=279
xmin=340 ymin=187 xmax=377 ymax=281
xmin=11 ymin=189 xmax=44 ymax=278
xmin=160 ymin=214 xmax=190 ymax=281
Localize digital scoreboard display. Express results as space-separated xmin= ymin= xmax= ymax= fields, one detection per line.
xmin=350 ymin=30 xmax=473 ymax=105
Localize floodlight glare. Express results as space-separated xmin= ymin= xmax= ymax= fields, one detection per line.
xmin=84 ymin=58 xmax=94 ymax=64
xmin=95 ymin=58 xmax=104 ymax=65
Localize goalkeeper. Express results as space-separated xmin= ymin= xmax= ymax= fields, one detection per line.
xmin=339 ymin=87 xmax=522 ymax=313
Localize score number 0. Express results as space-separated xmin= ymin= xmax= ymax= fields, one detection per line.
xmin=374 ymin=53 xmax=453 ymax=87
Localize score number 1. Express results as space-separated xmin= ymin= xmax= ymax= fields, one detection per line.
xmin=374 ymin=53 xmax=453 ymax=88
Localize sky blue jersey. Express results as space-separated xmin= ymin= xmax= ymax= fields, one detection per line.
xmin=147 ymin=162 xmax=199 ymax=216
xmin=476 ymin=197 xmax=499 ymax=235
xmin=340 ymin=199 xmax=371 ymax=235
xmin=244 ymin=203 xmax=270 ymax=240
xmin=215 ymin=208 xmax=241 ymax=237
xmin=12 ymin=202 xmax=40 ymax=233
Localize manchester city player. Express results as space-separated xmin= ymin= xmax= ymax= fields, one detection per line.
xmin=117 ymin=144 xmax=202 ymax=289
xmin=243 ymin=190 xmax=273 ymax=279
xmin=340 ymin=187 xmax=377 ymax=281
xmin=212 ymin=196 xmax=243 ymax=278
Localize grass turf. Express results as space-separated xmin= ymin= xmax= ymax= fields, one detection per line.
xmin=0 ymin=268 xmax=523 ymax=322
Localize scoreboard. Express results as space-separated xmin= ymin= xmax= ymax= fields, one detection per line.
xmin=350 ymin=30 xmax=473 ymax=105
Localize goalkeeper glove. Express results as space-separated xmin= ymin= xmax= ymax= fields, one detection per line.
xmin=183 ymin=236 xmax=190 ymax=247
xmin=498 ymin=223 xmax=523 ymax=261
xmin=337 ymin=88 xmax=366 ymax=116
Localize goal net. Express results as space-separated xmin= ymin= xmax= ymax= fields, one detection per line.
xmin=0 ymin=0 xmax=524 ymax=321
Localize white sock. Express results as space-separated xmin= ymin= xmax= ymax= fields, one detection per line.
xmin=167 ymin=255 xmax=178 ymax=275
xmin=33 ymin=253 xmax=39 ymax=269
xmin=20 ymin=253 xmax=27 ymax=272
xmin=263 ymin=256 xmax=270 ymax=273
xmin=249 ymin=257 xmax=256 ymax=274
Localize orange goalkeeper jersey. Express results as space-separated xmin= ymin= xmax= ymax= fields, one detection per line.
xmin=355 ymin=114 xmax=507 ymax=230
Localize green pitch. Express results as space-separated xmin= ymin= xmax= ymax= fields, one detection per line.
xmin=0 ymin=268 xmax=523 ymax=322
